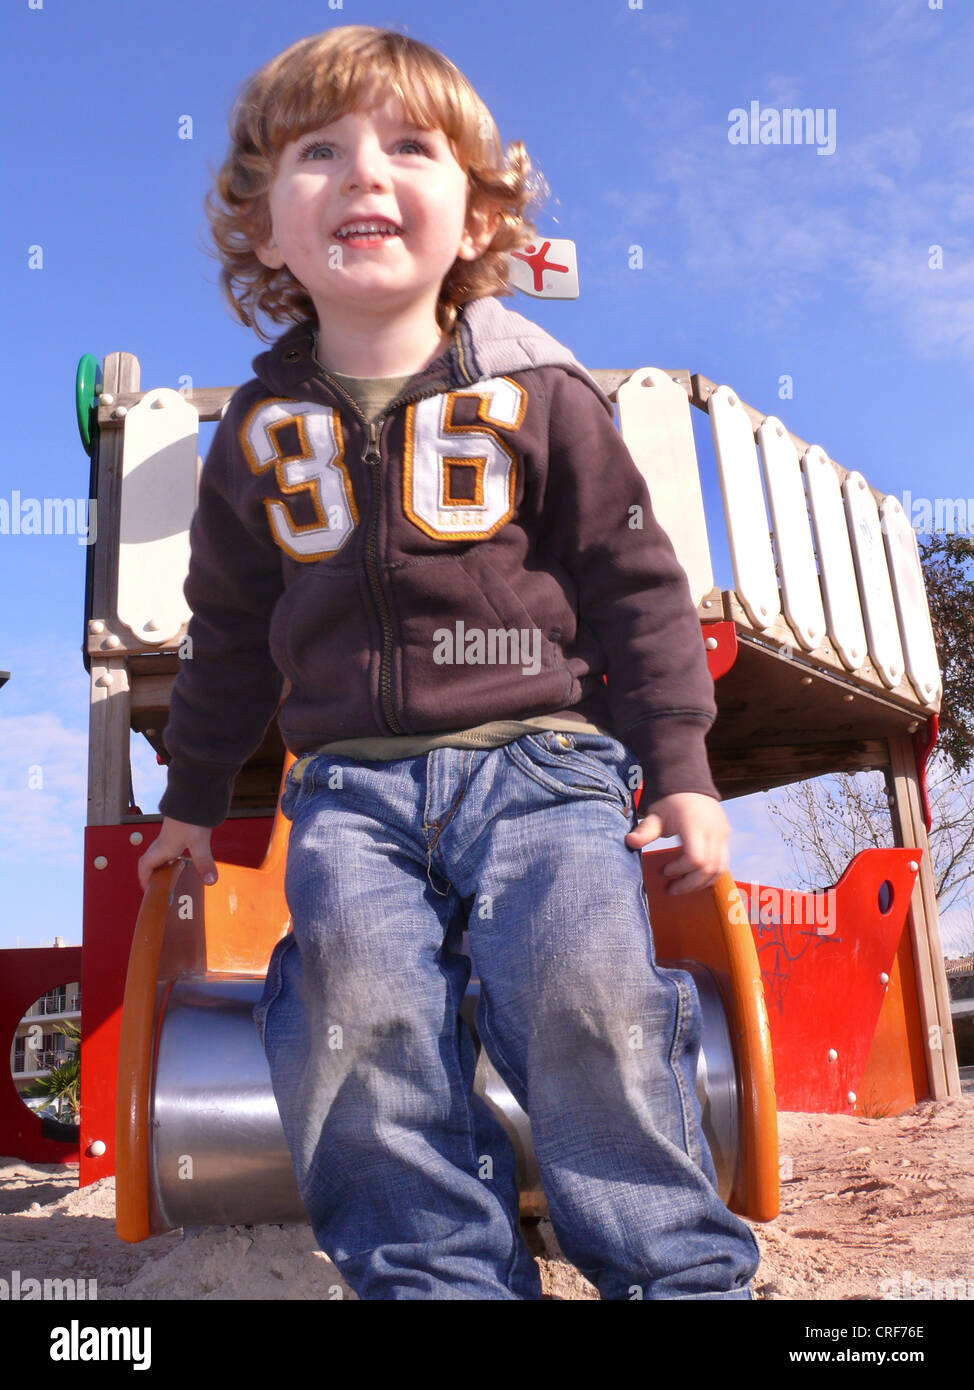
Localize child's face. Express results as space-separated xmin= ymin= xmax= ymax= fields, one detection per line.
xmin=255 ymin=96 xmax=497 ymax=330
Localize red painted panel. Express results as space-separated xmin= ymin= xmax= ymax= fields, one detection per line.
xmin=736 ymin=849 xmax=919 ymax=1112
xmin=79 ymin=816 xmax=274 ymax=1187
xmin=0 ymin=947 xmax=83 ymax=1163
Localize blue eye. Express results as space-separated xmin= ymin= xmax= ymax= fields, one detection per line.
xmin=296 ymin=136 xmax=432 ymax=161
xmin=298 ymin=140 xmax=333 ymax=160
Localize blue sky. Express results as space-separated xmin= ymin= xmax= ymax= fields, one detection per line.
xmin=2 ymin=0 xmax=972 ymax=956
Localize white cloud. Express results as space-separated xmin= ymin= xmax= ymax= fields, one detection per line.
xmin=0 ymin=711 xmax=88 ymax=864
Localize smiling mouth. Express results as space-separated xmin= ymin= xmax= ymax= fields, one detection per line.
xmin=333 ymin=221 xmax=403 ymax=242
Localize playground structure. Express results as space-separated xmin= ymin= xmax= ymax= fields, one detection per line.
xmin=1 ymin=283 xmax=960 ymax=1242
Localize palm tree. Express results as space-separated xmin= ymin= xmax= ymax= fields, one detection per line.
xmin=21 ymin=1020 xmax=80 ymax=1120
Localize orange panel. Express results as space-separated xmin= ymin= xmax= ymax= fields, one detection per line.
xmin=641 ymin=850 xmax=779 ymax=1223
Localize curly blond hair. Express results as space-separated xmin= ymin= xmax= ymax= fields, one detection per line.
xmin=203 ymin=25 xmax=548 ymax=341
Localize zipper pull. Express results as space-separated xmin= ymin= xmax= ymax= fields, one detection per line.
xmin=364 ymin=419 xmax=380 ymax=466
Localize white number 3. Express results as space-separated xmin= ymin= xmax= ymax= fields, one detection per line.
xmin=241 ymin=398 xmax=359 ymax=561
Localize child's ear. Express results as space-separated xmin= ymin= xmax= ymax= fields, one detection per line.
xmin=254 ymin=233 xmax=285 ymax=270
xmin=457 ymin=200 xmax=502 ymax=262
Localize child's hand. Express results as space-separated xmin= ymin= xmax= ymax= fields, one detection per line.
xmin=624 ymin=792 xmax=729 ymax=894
xmin=137 ymin=817 xmax=218 ymax=895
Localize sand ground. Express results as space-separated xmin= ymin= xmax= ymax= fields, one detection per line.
xmin=2 ymin=1088 xmax=973 ymax=1301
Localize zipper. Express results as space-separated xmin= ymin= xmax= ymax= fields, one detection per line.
xmin=313 ymin=362 xmax=472 ymax=736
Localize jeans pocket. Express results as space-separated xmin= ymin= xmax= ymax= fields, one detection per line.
xmin=280 ymin=757 xmax=320 ymax=822
xmin=253 ymin=932 xmax=297 ymax=1047
xmin=505 ymin=732 xmax=634 ymax=817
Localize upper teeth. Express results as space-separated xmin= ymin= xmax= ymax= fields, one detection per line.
xmin=336 ymin=222 xmax=399 ymax=237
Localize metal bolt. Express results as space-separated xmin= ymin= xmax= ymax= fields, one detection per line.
xmin=847 ymin=1092 xmax=857 ymax=1106
xmin=95 ymin=673 xmax=113 ymax=688
xmin=93 ymin=856 xmax=108 ymax=870
xmin=843 ymin=694 xmax=854 ymax=702
xmin=828 ymin=1048 xmax=838 ymax=1062
xmin=111 ymin=405 xmax=128 ymax=420
xmin=907 ymin=721 xmax=919 ymax=732
xmin=129 ymin=832 xmax=144 ymax=846
xmin=145 ymin=619 xmax=161 ymax=632
xmin=88 ymin=1140 xmax=106 ymax=1157
xmin=908 ymin=860 xmax=918 ymax=873
xmin=880 ymin=972 xmax=889 ymax=985
xmin=88 ymin=619 xmax=105 ymax=634
xmin=705 ymin=637 xmax=718 ymax=650
xmin=105 ymin=634 xmax=121 ymax=649
xmin=98 ymin=393 xmax=115 ymax=407
xmin=703 ymin=600 xmax=712 ymax=609
xmin=801 ymin=676 xmax=813 ymax=685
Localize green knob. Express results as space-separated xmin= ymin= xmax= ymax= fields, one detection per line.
xmin=75 ymin=354 xmax=101 ymax=456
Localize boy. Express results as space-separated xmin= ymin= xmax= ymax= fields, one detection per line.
xmin=137 ymin=24 xmax=761 ymax=1300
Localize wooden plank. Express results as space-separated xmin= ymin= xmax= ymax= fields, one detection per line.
xmin=95 ymin=371 xmax=695 ymax=421
xmin=87 ymin=659 xmax=131 ymax=826
xmin=802 ymin=445 xmax=869 ymax=672
xmin=885 ymin=736 xmax=960 ymax=1098
xmin=708 ymin=385 xmax=780 ymax=630
xmin=709 ymin=740 xmax=889 ymax=798
xmin=880 ymin=496 xmax=942 ymax=708
xmin=617 ymin=368 xmax=714 ymax=605
xmin=756 ymin=418 xmax=826 ymax=651
xmin=118 ymin=388 xmax=198 ymax=646
xmin=843 ymin=471 xmax=906 ymax=689
xmin=87 ymin=350 xmax=140 ymax=826
xmin=721 ymin=591 xmax=929 ymax=713
xmin=98 ymin=385 xmax=236 ymax=427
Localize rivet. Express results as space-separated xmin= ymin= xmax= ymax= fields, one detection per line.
xmin=145 ymin=619 xmax=161 ymax=632
xmin=93 ymin=856 xmax=108 ymax=870
xmin=776 ymin=424 xmax=784 ymax=437
xmin=112 ymin=405 xmax=128 ymax=420
xmin=728 ymin=393 xmax=738 ymax=406
xmin=702 ymin=600 xmax=712 ymax=609
xmin=105 ymin=634 xmax=121 ymax=648
xmin=800 ymin=676 xmax=813 ymax=685
xmin=643 ymin=376 xmax=656 ymax=387
xmin=129 ymin=832 xmax=144 ymax=846
xmin=88 ymin=619 xmax=105 ymax=634
xmin=88 ymin=1140 xmax=106 ymax=1157
xmin=705 ymin=637 xmax=718 ymax=650
xmin=907 ymin=721 xmax=919 ymax=732
xmin=908 ymin=860 xmax=918 ymax=873
xmin=98 ymin=393 xmax=115 ymax=407
xmin=880 ymin=972 xmax=890 ymax=985
xmin=95 ymin=673 xmax=113 ymax=688
xmin=828 ymin=1048 xmax=838 ymax=1062
xmin=843 ymin=693 xmax=854 ymax=702
xmin=847 ymin=1092 xmax=857 ymax=1106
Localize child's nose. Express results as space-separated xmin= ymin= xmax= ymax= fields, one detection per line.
xmin=343 ymin=140 xmax=392 ymax=193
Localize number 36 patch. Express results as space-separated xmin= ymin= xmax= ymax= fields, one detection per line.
xmin=240 ymin=378 xmax=527 ymax=562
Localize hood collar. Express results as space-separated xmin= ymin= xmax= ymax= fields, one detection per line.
xmin=250 ymin=296 xmax=613 ymax=414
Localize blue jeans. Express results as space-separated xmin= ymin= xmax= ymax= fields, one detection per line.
xmin=253 ymin=731 xmax=760 ymax=1300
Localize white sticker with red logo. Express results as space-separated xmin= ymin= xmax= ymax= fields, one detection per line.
xmin=506 ymin=238 xmax=579 ymax=298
